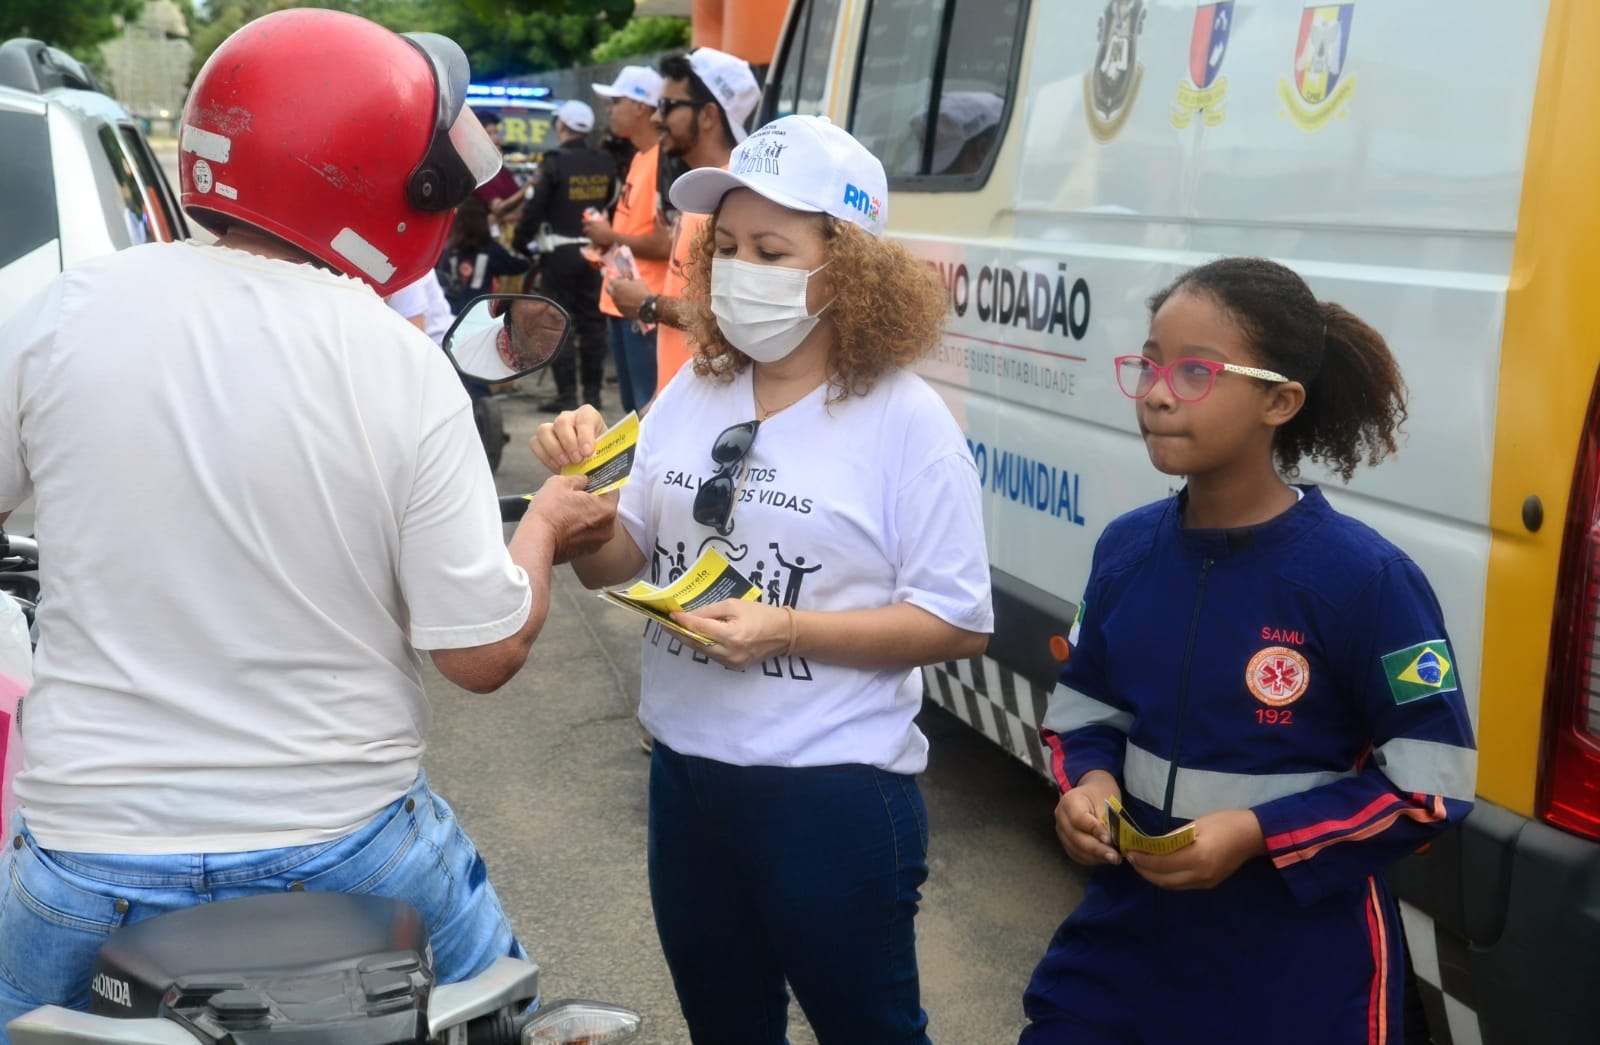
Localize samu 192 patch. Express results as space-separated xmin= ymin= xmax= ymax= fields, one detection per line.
xmin=1381 ymin=640 xmax=1457 ymax=704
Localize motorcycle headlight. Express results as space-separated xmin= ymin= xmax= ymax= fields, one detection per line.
xmin=519 ymin=999 xmax=641 ymax=1044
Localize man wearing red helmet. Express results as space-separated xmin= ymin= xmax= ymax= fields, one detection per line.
xmin=0 ymin=10 xmax=614 ymax=1026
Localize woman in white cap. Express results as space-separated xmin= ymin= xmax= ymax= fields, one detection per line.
xmin=531 ymin=115 xmax=992 ymax=1044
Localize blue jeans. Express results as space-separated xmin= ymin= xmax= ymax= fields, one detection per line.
xmin=648 ymin=742 xmax=931 ymax=1045
xmin=0 ymin=774 xmax=524 ymax=1038
xmin=608 ymin=317 xmax=658 ymax=414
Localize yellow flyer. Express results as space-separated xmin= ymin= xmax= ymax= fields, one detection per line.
xmin=560 ymin=412 xmax=639 ymax=494
xmin=1104 ymin=794 xmax=1197 ymax=855
xmin=599 ymin=547 xmax=760 ymax=644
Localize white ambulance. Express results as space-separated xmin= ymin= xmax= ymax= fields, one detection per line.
xmin=758 ymin=1 xmax=1600 ymax=1042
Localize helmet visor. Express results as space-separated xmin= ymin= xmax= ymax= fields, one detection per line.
xmin=402 ymin=32 xmax=500 ymax=209
xmin=447 ymin=104 xmax=503 ymax=190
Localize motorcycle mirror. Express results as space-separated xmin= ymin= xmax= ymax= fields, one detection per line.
xmin=444 ymin=294 xmax=572 ymax=383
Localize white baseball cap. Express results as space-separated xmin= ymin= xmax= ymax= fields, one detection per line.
xmin=593 ymin=65 xmax=663 ymax=107
xmin=556 ymin=100 xmax=595 ymax=134
xmin=668 ymin=115 xmax=889 ymax=238
xmin=686 ymin=47 xmax=760 ymax=144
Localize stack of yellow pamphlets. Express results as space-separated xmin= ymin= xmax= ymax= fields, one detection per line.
xmin=600 ymin=547 xmax=760 ymax=644
xmin=1104 ymin=793 xmax=1197 ymax=855
xmin=560 ymin=412 xmax=639 ymax=494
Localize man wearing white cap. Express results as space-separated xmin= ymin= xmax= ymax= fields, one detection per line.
xmin=584 ymin=66 xmax=672 ymax=414
xmin=513 ymin=99 xmax=617 ymax=411
xmin=607 ymin=47 xmax=760 ymax=396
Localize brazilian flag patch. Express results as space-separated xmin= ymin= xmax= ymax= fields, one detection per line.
xmin=1381 ymin=640 xmax=1457 ymax=704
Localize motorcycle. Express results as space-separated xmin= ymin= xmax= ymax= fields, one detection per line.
xmin=7 ymin=890 xmax=641 ymax=1045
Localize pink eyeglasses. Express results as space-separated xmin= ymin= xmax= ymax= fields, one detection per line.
xmin=1114 ymin=355 xmax=1289 ymax=402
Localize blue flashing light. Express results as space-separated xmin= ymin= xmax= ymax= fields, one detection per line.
xmin=467 ymin=83 xmax=552 ymax=99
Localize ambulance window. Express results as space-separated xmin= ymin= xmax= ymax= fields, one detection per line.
xmin=768 ymin=0 xmax=843 ymax=120
xmin=850 ymin=0 xmax=1027 ymax=187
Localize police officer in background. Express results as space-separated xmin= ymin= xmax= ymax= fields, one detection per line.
xmin=516 ymin=100 xmax=617 ymax=412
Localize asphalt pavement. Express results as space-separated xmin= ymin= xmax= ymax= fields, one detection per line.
xmin=421 ymin=390 xmax=1088 ymax=1044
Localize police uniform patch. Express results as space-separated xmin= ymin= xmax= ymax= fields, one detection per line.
xmin=1381 ymin=640 xmax=1456 ymax=703
xmin=1247 ymin=646 xmax=1310 ymax=707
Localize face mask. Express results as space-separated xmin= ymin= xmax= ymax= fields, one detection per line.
xmin=710 ymin=257 xmax=831 ymax=363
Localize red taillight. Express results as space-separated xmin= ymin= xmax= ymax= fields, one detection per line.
xmin=1539 ymin=387 xmax=1600 ymax=839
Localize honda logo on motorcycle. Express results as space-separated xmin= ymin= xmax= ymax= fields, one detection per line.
xmin=92 ymin=973 xmax=132 ymax=1007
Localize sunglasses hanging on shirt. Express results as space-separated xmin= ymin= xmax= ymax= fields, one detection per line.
xmin=692 ymin=420 xmax=760 ymax=536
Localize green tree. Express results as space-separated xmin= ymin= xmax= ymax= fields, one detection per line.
xmin=0 ymin=0 xmax=148 ymax=64
xmin=188 ymin=0 xmax=636 ymax=81
xmin=591 ymin=15 xmax=688 ymax=64
xmin=446 ymin=0 xmax=635 ymax=77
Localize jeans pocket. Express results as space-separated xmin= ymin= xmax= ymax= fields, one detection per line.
xmin=0 ymin=841 xmax=129 ymax=1007
xmin=293 ymin=795 xmax=454 ymax=927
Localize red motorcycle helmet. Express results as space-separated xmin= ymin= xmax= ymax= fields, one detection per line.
xmin=178 ymin=9 xmax=500 ymax=292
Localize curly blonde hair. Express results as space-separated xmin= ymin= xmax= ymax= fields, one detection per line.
xmin=681 ymin=212 xmax=949 ymax=400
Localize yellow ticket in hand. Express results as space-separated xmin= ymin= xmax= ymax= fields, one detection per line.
xmin=560 ymin=412 xmax=639 ymax=494
xmin=1105 ymin=793 xmax=1197 ymax=855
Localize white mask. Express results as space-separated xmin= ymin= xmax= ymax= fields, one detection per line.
xmin=710 ymin=257 xmax=831 ymax=363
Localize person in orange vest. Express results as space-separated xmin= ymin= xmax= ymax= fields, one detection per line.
xmin=607 ymin=48 xmax=759 ymax=397
xmin=584 ymin=66 xmax=671 ymax=414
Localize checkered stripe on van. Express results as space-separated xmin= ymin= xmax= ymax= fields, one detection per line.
xmin=922 ymin=658 xmax=1051 ymax=775
xmin=1399 ymin=901 xmax=1484 ymax=1045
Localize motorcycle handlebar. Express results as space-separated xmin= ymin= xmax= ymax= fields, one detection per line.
xmin=499 ymin=495 xmax=531 ymax=524
xmin=0 ymin=533 xmax=37 ymax=562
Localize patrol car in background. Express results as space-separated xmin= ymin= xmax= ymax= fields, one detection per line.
xmin=760 ymin=1 xmax=1599 ymax=1042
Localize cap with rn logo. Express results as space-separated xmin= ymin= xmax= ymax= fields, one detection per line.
xmin=667 ymin=115 xmax=889 ymax=238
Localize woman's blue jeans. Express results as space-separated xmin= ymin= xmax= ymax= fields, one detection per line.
xmin=0 ymin=773 xmax=524 ymax=1040
xmin=648 ymin=741 xmax=932 ymax=1045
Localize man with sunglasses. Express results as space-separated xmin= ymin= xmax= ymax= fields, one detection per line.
xmin=514 ymin=100 xmax=617 ymax=413
xmin=607 ymin=48 xmax=760 ymax=397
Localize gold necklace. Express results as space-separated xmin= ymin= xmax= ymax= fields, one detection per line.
xmin=753 ymin=379 xmax=818 ymax=420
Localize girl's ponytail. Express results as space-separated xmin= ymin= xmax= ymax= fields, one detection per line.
xmin=1274 ymin=301 xmax=1407 ymax=481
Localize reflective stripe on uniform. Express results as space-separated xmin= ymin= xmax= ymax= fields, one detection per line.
xmin=1372 ymin=737 xmax=1478 ymax=802
xmin=1041 ymin=682 xmax=1132 ymax=735
xmin=1123 ymin=743 xmax=1357 ymax=820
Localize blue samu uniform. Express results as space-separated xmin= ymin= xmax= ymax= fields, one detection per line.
xmin=1022 ymin=487 xmax=1476 ymax=1045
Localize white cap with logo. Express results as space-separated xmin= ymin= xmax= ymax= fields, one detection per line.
xmin=556 ymin=100 xmax=595 ymax=134
xmin=686 ymin=47 xmax=760 ymax=144
xmin=668 ymin=115 xmax=889 ymax=238
xmin=592 ymin=65 xmax=663 ymax=107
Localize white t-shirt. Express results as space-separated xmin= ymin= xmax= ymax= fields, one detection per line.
xmin=618 ymin=365 xmax=992 ymax=775
xmin=0 ymin=242 xmax=532 ymax=854
xmin=386 ymin=270 xmax=455 ymax=346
